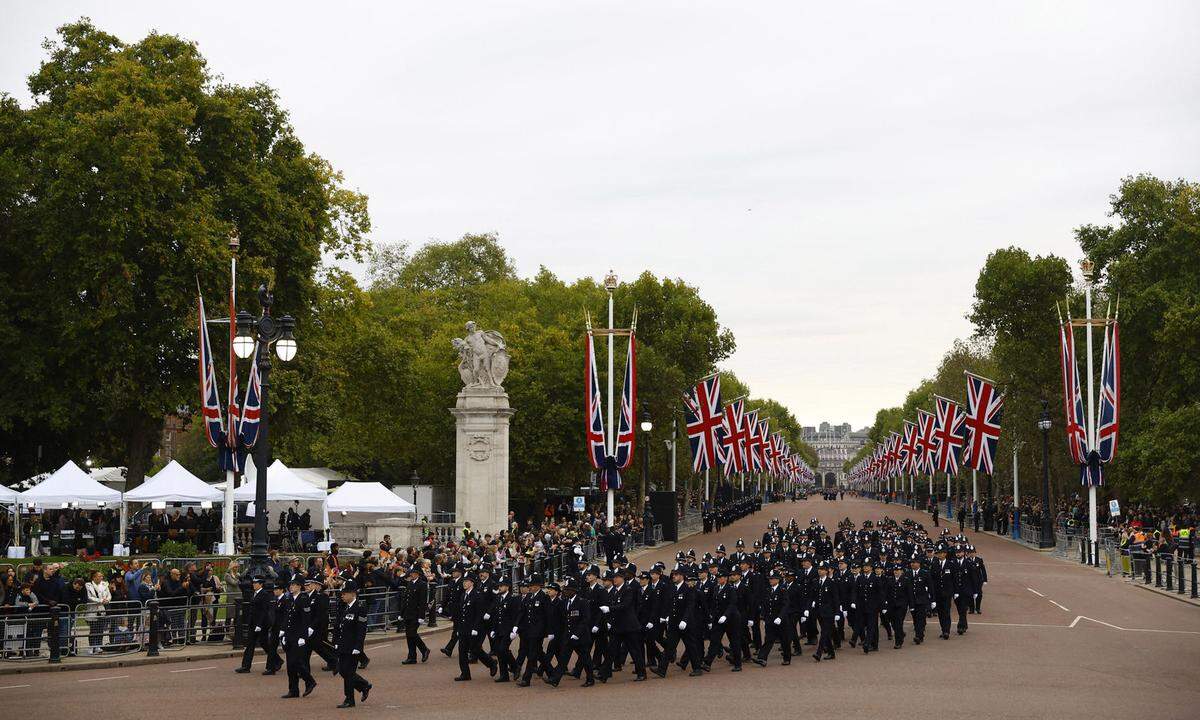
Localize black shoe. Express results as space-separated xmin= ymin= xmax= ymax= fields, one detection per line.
xmin=957 ymin=629 xmax=965 ymax=635
xmin=569 ymin=669 xmax=582 ymax=679
xmin=421 ymin=648 xmax=430 ymax=663
xmin=489 ymin=663 xmax=497 ymax=677
xmin=582 ymin=678 xmax=596 ymax=687
xmin=634 ymin=674 xmax=646 ymax=681
xmin=675 ymin=661 xmax=687 ymax=670
xmin=812 ymin=654 xmax=821 ymax=663
xmin=731 ymin=665 xmax=741 ymax=672
xmin=688 ymin=670 xmax=703 ymax=677
xmin=303 ymin=681 xmax=317 ymax=697
xmin=454 ymin=674 xmax=471 ymax=681
xmin=235 ymin=667 xmax=250 ymax=674
xmin=651 ymin=667 xmax=666 ymax=678
xmin=824 ymin=652 xmax=835 ymax=660
xmin=361 ymin=683 xmax=370 ymax=702
xmin=441 ymin=648 xmax=453 ymax=657
xmin=495 ymin=675 xmax=510 ymax=683
xmin=941 ymin=633 xmax=949 ymax=640
xmin=337 ymin=701 xmax=355 ymax=709
xmin=359 ymin=657 xmax=370 ymax=669
xmin=402 ymin=659 xmax=417 ymax=665
xmin=848 ymin=639 xmax=857 ymax=648
xmin=781 ymin=659 xmax=791 ymax=666
xmin=262 ymin=669 xmax=277 ymax=676
xmin=516 ymin=679 xmax=531 ymax=687
xmin=281 ymin=692 xmax=299 ymax=699
xmin=751 ymin=658 xmax=765 ymax=667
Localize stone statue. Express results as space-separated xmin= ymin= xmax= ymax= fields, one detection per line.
xmin=452 ymin=321 xmax=509 ymax=388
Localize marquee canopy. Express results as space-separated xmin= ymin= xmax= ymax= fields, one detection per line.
xmin=18 ymin=460 xmax=122 ymax=508
xmin=324 ymin=481 xmax=416 ymax=514
xmin=124 ymin=460 xmax=222 ymax=503
xmin=233 ymin=459 xmax=327 ymax=501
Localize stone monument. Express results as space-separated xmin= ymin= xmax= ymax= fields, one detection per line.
xmin=449 ymin=321 xmax=513 ymax=536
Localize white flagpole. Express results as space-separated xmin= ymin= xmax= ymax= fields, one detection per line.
xmin=972 ymin=468 xmax=978 ymax=504
xmin=704 ymin=467 xmax=710 ymax=505
xmin=224 ymin=252 xmax=237 ymax=554
xmin=606 ymin=277 xmax=615 ymax=528
xmin=669 ymin=417 xmax=677 ymax=492
xmin=1083 ymin=262 xmax=1098 ymax=559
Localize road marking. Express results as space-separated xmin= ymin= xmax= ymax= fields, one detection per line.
xmin=78 ymin=675 xmax=128 ymax=683
xmin=1049 ymin=600 xmax=1071 ymax=612
xmin=373 ymin=643 xmax=392 ymax=649
xmin=0 ymin=684 xmax=31 ymax=690
xmin=1068 ymin=615 xmax=1200 ymax=635
xmin=170 ymin=665 xmax=216 ymax=673
xmin=974 ymin=621 xmax=1069 ymax=629
xmin=1026 ymin=587 xmax=1045 ymax=597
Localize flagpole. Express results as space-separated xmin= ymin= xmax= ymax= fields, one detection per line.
xmin=669 ymin=416 xmax=677 ymax=492
xmin=223 ymin=246 xmax=237 ymax=554
xmin=605 ymin=271 xmax=616 ymax=528
xmin=1082 ymin=260 xmax=1098 ymax=560
xmin=704 ymin=467 xmax=710 ymax=506
xmin=972 ymin=468 xmax=978 ymax=505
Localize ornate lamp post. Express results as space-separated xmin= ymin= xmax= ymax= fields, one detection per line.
xmin=1037 ymin=400 xmax=1054 ymax=549
xmin=639 ymin=409 xmax=653 ymax=502
xmin=234 ymin=285 xmax=297 ymax=586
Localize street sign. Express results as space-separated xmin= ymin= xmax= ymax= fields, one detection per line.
xmin=573 ymin=496 xmax=585 ymax=512
xmin=1109 ymin=499 xmax=1120 ymax=516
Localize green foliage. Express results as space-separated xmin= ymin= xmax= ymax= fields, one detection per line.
xmin=59 ymin=562 xmax=108 ymax=582
xmin=157 ymin=539 xmax=200 ymax=559
xmin=0 ymin=19 xmax=370 ymax=489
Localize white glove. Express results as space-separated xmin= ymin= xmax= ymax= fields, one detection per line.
xmin=334 ymin=644 xmax=338 ymax=650
xmin=417 ymin=618 xmax=425 ymax=625
xmin=512 ymin=626 xmax=519 ymax=636
xmin=802 ymin=611 xmax=809 ymax=619
xmin=707 ymin=623 xmax=712 ymax=630
xmin=307 ymin=627 xmax=313 ymax=637
xmin=483 ymin=613 xmax=490 ymax=620
xmin=931 ymin=602 xmax=936 ymax=609
xmin=772 ymin=618 xmax=781 ymax=626
xmin=645 ymin=622 xmax=653 ymax=630
xmin=352 ymin=649 xmax=360 ymax=655
xmin=547 ymin=634 xmax=555 ymax=642
xmin=660 ymin=618 xmax=668 ymax=624
xmin=280 ymin=635 xmax=286 ymax=645
xmin=600 ymin=606 xmax=610 ymax=614
xmin=437 ymin=607 xmax=443 ymax=614
xmin=973 ymin=594 xmax=978 ymax=599
xmin=747 ymin=620 xmax=753 ymax=628
xmin=953 ymin=594 xmax=959 ymax=600
xmin=509 ymin=631 xmax=518 ymax=641
xmin=983 ymin=581 xmax=987 ymax=585
xmin=471 ymin=630 xmax=478 ymax=637
xmin=570 ymin=634 xmax=579 ymax=640
xmin=489 ymin=631 xmax=495 ymax=638
xmin=835 ymin=614 xmax=841 ymax=621
xmin=297 ymin=638 xmax=305 ymax=646
xmin=678 ymin=621 xmax=687 ymax=631
xmin=850 ymin=603 xmax=856 ymax=609
xmin=591 ymin=626 xmax=599 ymax=634
xmin=254 ymin=626 xmax=262 ymax=633
xmin=718 ymin=615 xmax=726 ymax=624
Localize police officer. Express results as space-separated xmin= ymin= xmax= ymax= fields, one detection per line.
xmin=305 ymin=573 xmax=337 ymax=672
xmin=882 ymin=562 xmax=910 ymax=648
xmin=966 ymin=545 xmax=988 ymax=614
xmin=810 ymin=561 xmax=838 ymax=662
xmin=439 ymin=563 xmax=465 ymax=657
xmin=930 ymin=544 xmax=954 ymax=640
xmin=399 ymin=566 xmax=430 ymax=664
xmin=751 ymin=569 xmax=791 ymax=666
xmin=702 ymin=567 xmax=741 ymax=672
xmin=489 ymin=575 xmax=521 ymax=682
xmin=951 ymin=545 xmax=972 ymax=634
xmin=653 ymin=566 xmax=702 ymax=677
xmin=453 ymin=572 xmax=496 ymax=681
xmin=545 ymin=577 xmax=594 ymax=687
xmin=333 ymin=580 xmax=371 ymax=708
xmin=235 ymin=576 xmax=281 ymax=674
xmin=281 ymin=574 xmax=317 ymax=698
xmin=514 ymin=574 xmax=550 ymax=686
xmin=601 ymin=568 xmax=647 ymax=681
xmin=907 ymin=556 xmax=931 ymax=644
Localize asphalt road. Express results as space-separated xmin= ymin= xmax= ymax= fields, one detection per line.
xmin=5 ymin=496 xmax=1198 ymax=719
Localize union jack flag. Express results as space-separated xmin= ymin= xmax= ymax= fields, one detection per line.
xmin=769 ymin=432 xmax=784 ymax=478
xmin=1097 ymin=319 xmax=1120 ymax=466
xmin=743 ymin=409 xmax=764 ymax=473
xmin=237 ymin=350 xmax=262 ymax=454
xmin=916 ymin=409 xmax=938 ymax=475
xmin=933 ymin=396 xmax=966 ymax=476
xmin=962 ymin=372 xmax=1004 ymax=475
xmin=901 ymin=421 xmax=918 ymax=475
xmin=683 ymin=374 xmax=724 ymax=473
xmin=888 ymin=432 xmax=902 ymax=478
xmin=1059 ymin=319 xmax=1088 ymax=467
xmin=758 ymin=418 xmax=773 ymax=474
xmin=197 ymin=293 xmax=226 ymax=449
xmin=584 ymin=332 xmax=608 ymax=471
xmin=613 ymin=333 xmax=637 ymax=470
xmin=719 ymin=397 xmax=749 ymax=474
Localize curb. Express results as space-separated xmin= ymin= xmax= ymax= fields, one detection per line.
xmin=0 ymin=624 xmax=450 ymax=677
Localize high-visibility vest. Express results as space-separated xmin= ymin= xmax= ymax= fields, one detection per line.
xmin=1180 ymin=528 xmax=1192 ymax=539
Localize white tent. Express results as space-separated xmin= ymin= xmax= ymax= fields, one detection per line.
xmin=18 ymin=460 xmax=122 ymax=508
xmin=233 ymin=459 xmax=327 ymax=501
xmin=0 ymin=484 xmax=16 ymax=503
xmin=325 ymin=481 xmax=417 ymax=514
xmin=124 ymin=460 xmax=222 ymax=503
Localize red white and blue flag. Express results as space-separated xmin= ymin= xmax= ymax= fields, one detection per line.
xmin=613 ymin=333 xmax=637 ymax=470
xmin=584 ymin=332 xmax=608 ymax=472
xmin=962 ymin=371 xmax=1004 ymax=475
xmin=1096 ymin=318 xmax=1120 ymax=468
xmin=198 ymin=293 xmax=226 ymax=450
xmin=719 ymin=397 xmax=749 ymax=474
xmin=237 ymin=351 xmax=262 ymax=453
xmin=901 ymin=421 xmax=918 ymax=475
xmin=683 ymin=374 xmax=724 ymax=473
xmin=1059 ymin=318 xmax=1089 ymax=469
xmin=916 ymin=409 xmax=938 ymax=475
xmin=743 ymin=408 xmax=764 ymax=473
xmin=933 ymin=397 xmax=966 ymax=476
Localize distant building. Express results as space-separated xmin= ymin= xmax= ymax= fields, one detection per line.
xmin=159 ymin=414 xmax=188 ymax=461
xmin=800 ymin=422 xmax=870 ymax=488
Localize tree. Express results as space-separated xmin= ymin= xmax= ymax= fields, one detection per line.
xmin=0 ymin=20 xmax=370 ymax=488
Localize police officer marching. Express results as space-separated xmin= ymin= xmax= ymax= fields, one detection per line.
xmin=333 ymin=580 xmax=371 ymax=708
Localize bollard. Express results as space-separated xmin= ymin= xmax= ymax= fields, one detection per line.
xmin=231 ymin=598 xmax=245 ymax=650
xmin=1079 ymin=538 xmax=1086 ymax=564
xmin=1154 ymin=555 xmax=1162 ymax=587
xmin=48 ymin=605 xmax=62 ymax=664
xmin=1142 ymin=553 xmax=1151 ymax=584
xmin=1177 ymin=559 xmax=1185 ymax=595
xmin=1191 ymin=562 xmax=1198 ymax=599
xmin=147 ymin=599 xmax=161 ymax=657
xmin=1165 ymin=558 xmax=1174 ymax=591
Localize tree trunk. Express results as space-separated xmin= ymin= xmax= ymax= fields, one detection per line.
xmin=122 ymin=414 xmax=164 ymax=491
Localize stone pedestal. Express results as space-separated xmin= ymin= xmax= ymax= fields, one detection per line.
xmin=450 ymin=387 xmax=513 ymax=537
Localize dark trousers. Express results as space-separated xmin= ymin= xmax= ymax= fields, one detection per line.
xmin=516 ymin=633 xmax=544 ymax=681
xmin=308 ymin=630 xmax=337 ymax=668
xmin=861 ymin=609 xmax=879 ymax=649
xmin=659 ymin=624 xmax=701 ymax=671
xmin=337 ymin=654 xmax=369 ymax=703
xmin=443 ymin=622 xmax=458 ymax=654
xmin=935 ymin=597 xmax=952 ymax=636
xmin=910 ymin=604 xmax=927 ymax=641
xmin=285 ymin=644 xmax=314 ymax=693
xmin=240 ymin=627 xmax=281 ymax=671
xmin=886 ymin=606 xmax=906 ymax=645
xmin=608 ymin=630 xmax=645 ymax=675
xmin=540 ymin=637 xmax=563 ymax=676
xmin=460 ymin=633 xmax=494 ymax=678
xmin=491 ymin=634 xmax=516 ymax=678
xmin=552 ymin=638 xmax=593 ymax=682
xmin=954 ymin=595 xmax=970 ymax=632
xmin=704 ymin=621 xmax=741 ymax=667
xmin=403 ymin=620 xmax=427 ymax=659
xmin=815 ymin=614 xmax=835 ymax=657
xmin=756 ymin=620 xmax=791 ymax=662
xmin=585 ymin=632 xmax=608 ymax=676
xmin=971 ymin=589 xmax=983 ymax=613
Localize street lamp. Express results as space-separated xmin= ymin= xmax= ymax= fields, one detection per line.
xmin=1037 ymin=400 xmax=1054 ymax=549
xmin=239 ymin=285 xmax=298 ymax=588
xmin=410 ymin=469 xmax=420 ymax=509
xmin=640 ymin=409 xmax=652 ymax=500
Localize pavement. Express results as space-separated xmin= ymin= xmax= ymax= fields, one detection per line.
xmin=3 ymin=496 xmax=1198 ymax=719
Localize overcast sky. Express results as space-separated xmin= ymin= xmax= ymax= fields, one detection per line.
xmin=4 ymin=2 xmax=1199 ymax=428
